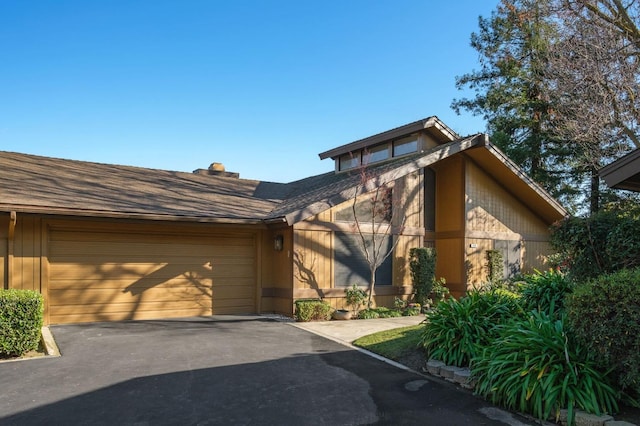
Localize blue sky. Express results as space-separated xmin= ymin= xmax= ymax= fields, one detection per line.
xmin=1 ymin=1 xmax=498 ymax=183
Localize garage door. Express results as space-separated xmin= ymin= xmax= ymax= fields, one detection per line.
xmin=48 ymin=228 xmax=256 ymax=324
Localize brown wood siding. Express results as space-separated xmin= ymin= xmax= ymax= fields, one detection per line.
xmin=259 ymin=227 xmax=295 ymax=316
xmin=465 ymin=162 xmax=550 ymax=236
xmin=293 ymin=228 xmax=332 ymax=291
xmin=1 ymin=213 xmax=7 ymax=289
xmin=465 ymin=161 xmax=552 ymax=278
xmin=289 ymin=171 xmax=424 ymax=311
xmin=11 ymin=215 xmax=43 ymax=292
xmin=522 ymin=240 xmax=554 ymax=274
xmin=434 ymin=157 xmax=466 ymax=296
xmin=46 ymin=220 xmax=257 ymax=324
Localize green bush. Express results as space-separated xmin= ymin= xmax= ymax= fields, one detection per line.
xmin=345 ymin=284 xmax=367 ymax=316
xmin=294 ymin=299 xmax=332 ymax=322
xmin=486 ymin=249 xmax=504 ymax=285
xmin=358 ymin=309 xmax=380 ymax=319
xmin=402 ymin=305 xmax=421 ymax=316
xmin=0 ymin=289 xmax=44 ymax=357
xmin=520 ymin=269 xmax=573 ymax=316
xmin=550 ymin=206 xmax=640 ymax=281
xmin=473 ymin=312 xmax=618 ymax=425
xmin=566 ymin=268 xmax=640 ymax=399
xmin=409 ymin=247 xmax=437 ymax=306
xmin=420 ymin=290 xmax=523 ymax=367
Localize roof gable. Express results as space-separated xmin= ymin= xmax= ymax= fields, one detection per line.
xmin=276 ymin=134 xmax=566 ymax=225
xmin=600 ymin=149 xmax=640 ymax=192
xmin=318 ymin=116 xmax=459 ymax=160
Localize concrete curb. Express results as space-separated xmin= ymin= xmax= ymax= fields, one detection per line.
xmin=41 ymin=326 xmax=61 ymax=357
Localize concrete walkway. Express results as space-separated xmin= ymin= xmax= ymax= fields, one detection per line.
xmin=292 ymin=314 xmax=425 ymax=346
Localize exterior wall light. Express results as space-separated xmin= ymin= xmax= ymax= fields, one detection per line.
xmin=274 ymin=234 xmax=284 ymax=251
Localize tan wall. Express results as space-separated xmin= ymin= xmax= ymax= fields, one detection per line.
xmin=464 ymin=160 xmax=553 ymax=287
xmin=0 ymin=214 xmax=7 ymax=289
xmin=5 ymin=214 xmax=263 ymax=324
xmin=8 ymin=214 xmax=43 ymax=292
xmin=287 ymin=171 xmax=424 ymax=312
xmin=433 ymin=156 xmax=466 ymax=296
xmin=465 ymin=162 xmax=550 ymax=236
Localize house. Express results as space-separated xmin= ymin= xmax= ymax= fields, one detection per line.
xmin=600 ymin=148 xmax=640 ymax=192
xmin=0 ymin=117 xmax=567 ymax=324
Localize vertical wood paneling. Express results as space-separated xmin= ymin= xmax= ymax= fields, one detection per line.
xmin=465 ymin=238 xmax=493 ymax=290
xmin=435 ymin=157 xmax=465 ymax=233
xmin=12 ymin=215 xmax=42 ymax=292
xmin=293 ymin=229 xmax=332 ymax=290
xmin=465 ymin=162 xmax=549 ymax=236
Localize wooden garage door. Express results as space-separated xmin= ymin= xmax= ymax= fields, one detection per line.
xmin=48 ymin=228 xmax=256 ymax=324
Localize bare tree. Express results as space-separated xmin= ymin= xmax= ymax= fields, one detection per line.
xmin=547 ymin=0 xmax=640 ymax=153
xmin=350 ymin=156 xmax=406 ymax=308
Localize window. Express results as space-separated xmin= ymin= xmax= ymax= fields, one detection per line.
xmin=424 ymin=167 xmax=436 ymax=231
xmin=393 ymin=135 xmax=418 ymax=156
xmin=334 ymin=232 xmax=392 ymax=286
xmin=339 ymin=153 xmax=360 ymax=171
xmin=334 ymin=187 xmax=393 ymax=223
xmin=363 ymin=144 xmax=389 ymax=165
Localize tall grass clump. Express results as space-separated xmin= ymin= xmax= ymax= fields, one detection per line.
xmin=420 ymin=290 xmax=523 ymax=367
xmin=520 ymin=269 xmax=573 ymax=316
xmin=473 ymin=312 xmax=618 ymax=425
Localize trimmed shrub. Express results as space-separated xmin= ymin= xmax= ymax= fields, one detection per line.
xmin=344 ymin=284 xmax=367 ymax=316
xmin=294 ymin=299 xmax=332 ymax=322
xmin=0 ymin=289 xmax=44 ymax=357
xmin=520 ymin=269 xmax=573 ymax=316
xmin=409 ymin=247 xmax=437 ymax=306
xmin=566 ymin=268 xmax=640 ymax=399
xmin=358 ymin=309 xmax=380 ymax=319
xmin=473 ymin=312 xmax=618 ymax=425
xmin=420 ymin=290 xmax=523 ymax=367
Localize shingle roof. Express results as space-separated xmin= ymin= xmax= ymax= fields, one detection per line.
xmin=0 ymin=151 xmax=286 ymax=223
xmin=0 ymin=133 xmax=566 ymax=226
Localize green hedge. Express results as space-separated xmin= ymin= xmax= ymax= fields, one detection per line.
xmin=550 ymin=207 xmax=640 ymax=281
xmin=0 ymin=289 xmax=44 ymax=357
xmin=566 ymin=268 xmax=640 ymax=399
xmin=294 ymin=299 xmax=332 ymax=322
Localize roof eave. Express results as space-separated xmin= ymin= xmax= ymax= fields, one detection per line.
xmin=286 ymin=134 xmax=485 ymax=225
xmin=600 ymin=149 xmax=640 ymax=192
xmin=318 ymin=116 xmax=460 ymax=160
xmin=0 ymin=205 xmax=267 ymax=226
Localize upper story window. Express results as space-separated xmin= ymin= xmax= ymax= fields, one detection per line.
xmin=393 ymin=136 xmax=418 ymax=156
xmin=337 ymin=133 xmax=420 ymax=172
xmin=339 ymin=153 xmax=360 ymax=171
xmin=363 ymin=144 xmax=390 ymax=164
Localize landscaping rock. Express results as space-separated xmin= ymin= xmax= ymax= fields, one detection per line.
xmin=605 ymin=421 xmax=638 ymax=426
xmin=453 ymin=368 xmax=475 ymax=389
xmin=426 ymin=359 xmax=445 ymax=376
xmin=439 ymin=365 xmax=464 ymax=381
xmin=575 ymin=411 xmax=614 ymax=426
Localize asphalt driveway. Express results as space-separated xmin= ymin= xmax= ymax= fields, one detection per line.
xmin=0 ymin=316 xmax=536 ymax=425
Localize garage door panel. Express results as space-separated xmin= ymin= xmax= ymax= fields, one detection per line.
xmin=213 ymin=285 xmax=255 ymax=299
xmin=50 ymin=266 xmax=214 ymax=284
xmin=48 ymin=229 xmax=256 ymax=324
xmin=50 ymin=229 xmax=255 ymax=245
xmin=49 ymin=299 xmax=209 ymax=316
xmin=50 ymin=306 xmax=212 ymax=325
xmin=49 ymin=241 xmax=254 ymax=258
xmin=50 ymin=286 xmax=210 ymax=305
